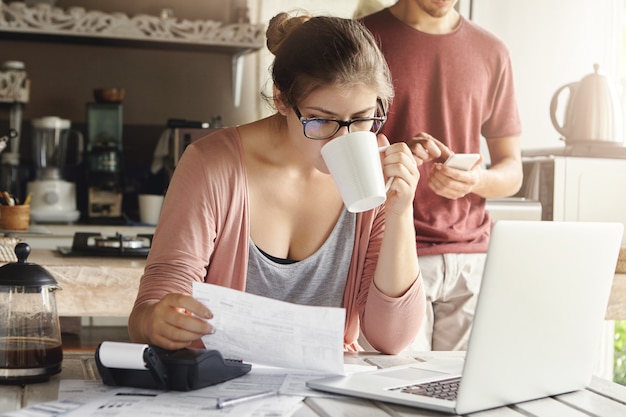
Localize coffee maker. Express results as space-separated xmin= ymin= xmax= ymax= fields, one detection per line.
xmin=26 ymin=117 xmax=82 ymax=223
xmin=85 ymin=102 xmax=124 ymax=221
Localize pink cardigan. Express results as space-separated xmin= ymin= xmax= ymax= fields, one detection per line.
xmin=134 ymin=128 xmax=425 ymax=354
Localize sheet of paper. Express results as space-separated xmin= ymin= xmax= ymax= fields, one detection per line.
xmin=58 ymin=380 xmax=161 ymax=400
xmin=57 ymin=379 xmax=301 ymax=417
xmin=192 ymin=282 xmax=345 ymax=374
xmin=0 ymin=400 xmax=85 ymax=417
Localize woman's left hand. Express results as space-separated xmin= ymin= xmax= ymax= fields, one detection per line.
xmin=378 ymin=134 xmax=419 ymax=216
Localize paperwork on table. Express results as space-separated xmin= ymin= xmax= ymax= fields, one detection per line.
xmin=192 ymin=282 xmax=345 ymax=375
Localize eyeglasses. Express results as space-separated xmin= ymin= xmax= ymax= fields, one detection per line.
xmin=293 ymin=101 xmax=387 ymax=140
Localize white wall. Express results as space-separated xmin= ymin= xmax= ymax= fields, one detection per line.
xmin=468 ymin=0 xmax=623 ymax=151
xmin=251 ymin=0 xmax=624 ymax=150
xmin=249 ymin=0 xmax=361 ymax=119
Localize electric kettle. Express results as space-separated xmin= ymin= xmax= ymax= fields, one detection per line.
xmin=550 ymin=64 xmax=624 ymax=145
xmin=0 ymin=242 xmax=63 ymax=383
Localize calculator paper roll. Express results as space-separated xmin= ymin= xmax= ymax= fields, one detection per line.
xmin=99 ymin=341 xmax=149 ymax=370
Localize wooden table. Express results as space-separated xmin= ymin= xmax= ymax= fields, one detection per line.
xmin=2 ymin=351 xmax=625 ymax=416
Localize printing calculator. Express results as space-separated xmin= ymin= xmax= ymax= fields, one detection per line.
xmin=96 ymin=342 xmax=252 ymax=391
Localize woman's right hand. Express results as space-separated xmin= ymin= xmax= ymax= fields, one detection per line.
xmin=132 ymin=293 xmax=215 ymax=350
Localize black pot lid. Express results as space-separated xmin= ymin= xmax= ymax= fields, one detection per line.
xmin=0 ymin=242 xmax=58 ymax=286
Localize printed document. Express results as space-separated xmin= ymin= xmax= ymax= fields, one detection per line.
xmin=192 ymin=282 xmax=345 ymax=374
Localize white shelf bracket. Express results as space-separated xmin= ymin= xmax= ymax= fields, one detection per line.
xmin=232 ymin=53 xmax=245 ymax=108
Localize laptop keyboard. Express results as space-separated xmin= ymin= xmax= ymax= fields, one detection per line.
xmin=389 ymin=376 xmax=461 ymax=401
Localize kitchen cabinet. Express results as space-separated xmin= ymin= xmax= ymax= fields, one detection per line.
xmin=555 ymin=157 xmax=626 ymax=231
xmin=522 ymin=155 xmax=626 ymax=245
xmin=0 ymin=1 xmax=264 ymax=107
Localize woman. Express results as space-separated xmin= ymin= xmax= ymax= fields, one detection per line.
xmin=128 ymin=12 xmax=425 ymax=354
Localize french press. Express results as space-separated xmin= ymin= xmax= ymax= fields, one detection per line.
xmin=0 ymin=242 xmax=63 ymax=383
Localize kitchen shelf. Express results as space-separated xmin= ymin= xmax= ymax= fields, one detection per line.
xmin=0 ymin=1 xmax=265 ymax=106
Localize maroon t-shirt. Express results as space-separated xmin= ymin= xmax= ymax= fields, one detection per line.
xmin=362 ymin=9 xmax=522 ymax=255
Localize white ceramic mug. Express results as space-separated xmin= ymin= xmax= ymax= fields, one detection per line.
xmin=321 ymin=131 xmax=391 ymax=213
xmin=138 ymin=194 xmax=164 ymax=225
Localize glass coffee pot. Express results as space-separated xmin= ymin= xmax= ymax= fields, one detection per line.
xmin=0 ymin=242 xmax=62 ymax=383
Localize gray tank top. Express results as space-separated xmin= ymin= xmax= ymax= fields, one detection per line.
xmin=246 ymin=208 xmax=355 ymax=307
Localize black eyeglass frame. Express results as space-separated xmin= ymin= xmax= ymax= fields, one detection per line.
xmin=293 ymin=99 xmax=387 ymax=140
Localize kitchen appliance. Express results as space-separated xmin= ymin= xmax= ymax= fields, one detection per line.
xmin=0 ymin=61 xmax=28 ymax=165
xmin=166 ymin=118 xmax=216 ymax=169
xmin=150 ymin=118 xmax=218 ymax=193
xmin=26 ymin=116 xmax=82 ymax=223
xmin=550 ymin=64 xmax=624 ymax=146
xmin=0 ymin=129 xmax=17 ymax=155
xmin=0 ymin=61 xmax=30 ymax=202
xmin=86 ymin=102 xmax=124 ymax=221
xmin=485 ymin=198 xmax=541 ymax=223
xmin=57 ymin=232 xmax=153 ymax=257
xmin=0 ymin=242 xmax=63 ymax=384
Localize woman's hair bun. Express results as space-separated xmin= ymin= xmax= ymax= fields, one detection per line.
xmin=266 ymin=12 xmax=311 ymax=56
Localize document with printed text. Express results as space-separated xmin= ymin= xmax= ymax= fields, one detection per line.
xmin=192 ymin=282 xmax=345 ymax=374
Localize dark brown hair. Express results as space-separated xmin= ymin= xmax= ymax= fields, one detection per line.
xmin=266 ymin=12 xmax=393 ymax=112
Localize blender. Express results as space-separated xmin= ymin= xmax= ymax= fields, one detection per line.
xmin=26 ymin=116 xmax=82 ymax=223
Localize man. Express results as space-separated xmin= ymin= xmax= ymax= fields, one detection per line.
xmin=361 ymin=0 xmax=523 ymax=350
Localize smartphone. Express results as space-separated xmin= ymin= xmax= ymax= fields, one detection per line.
xmin=443 ymin=153 xmax=481 ymax=171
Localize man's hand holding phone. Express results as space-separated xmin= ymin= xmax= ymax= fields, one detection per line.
xmin=430 ymin=153 xmax=483 ymax=199
xmin=405 ymin=132 xmax=482 ymax=198
xmin=443 ymin=153 xmax=481 ymax=171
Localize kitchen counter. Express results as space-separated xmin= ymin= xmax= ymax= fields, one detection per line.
xmin=611 ymin=249 xmax=626 ymax=320
xmin=26 ymin=249 xmax=146 ymax=317
xmin=2 ymin=249 xmax=625 ymax=321
xmin=608 ymin=273 xmax=626 ymax=321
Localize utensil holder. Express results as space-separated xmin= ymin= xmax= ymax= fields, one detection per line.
xmin=0 ymin=205 xmax=30 ymax=231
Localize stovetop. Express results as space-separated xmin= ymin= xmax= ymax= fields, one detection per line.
xmin=58 ymin=232 xmax=153 ymax=257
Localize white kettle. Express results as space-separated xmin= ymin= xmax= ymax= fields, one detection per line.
xmin=550 ymin=64 xmax=624 ymax=145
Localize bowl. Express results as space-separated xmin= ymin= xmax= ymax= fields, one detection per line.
xmin=93 ymin=88 xmax=125 ymax=103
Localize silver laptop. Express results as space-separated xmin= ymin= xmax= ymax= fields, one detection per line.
xmin=307 ymin=220 xmax=623 ymax=414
